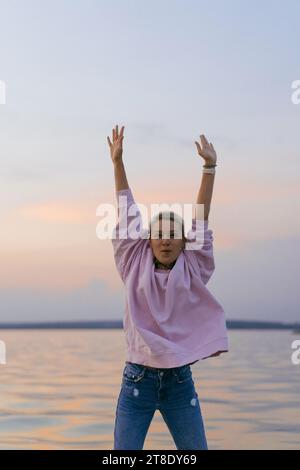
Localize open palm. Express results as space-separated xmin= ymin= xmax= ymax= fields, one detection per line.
xmin=107 ymin=124 xmax=125 ymax=163
xmin=195 ymin=134 xmax=217 ymax=165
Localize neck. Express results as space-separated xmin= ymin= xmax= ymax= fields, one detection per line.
xmin=154 ymin=257 xmax=176 ymax=270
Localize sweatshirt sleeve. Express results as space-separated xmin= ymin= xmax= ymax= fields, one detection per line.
xmin=185 ymin=219 xmax=215 ymax=285
xmin=111 ymin=188 xmax=147 ymax=282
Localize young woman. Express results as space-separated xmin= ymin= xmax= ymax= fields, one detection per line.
xmin=107 ymin=124 xmax=229 ymax=450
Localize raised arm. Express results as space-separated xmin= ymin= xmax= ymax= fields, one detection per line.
xmin=183 ymin=133 xmax=218 ymax=284
xmin=194 ymin=134 xmax=217 ymax=221
xmin=107 ymin=124 xmax=147 ymax=281
xmin=107 ymin=124 xmax=129 ymax=192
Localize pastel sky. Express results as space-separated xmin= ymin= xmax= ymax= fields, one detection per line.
xmin=0 ymin=0 xmax=299 ymax=322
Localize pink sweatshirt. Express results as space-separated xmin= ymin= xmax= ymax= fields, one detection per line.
xmin=111 ymin=187 xmax=229 ymax=368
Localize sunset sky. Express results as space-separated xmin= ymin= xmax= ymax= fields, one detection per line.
xmin=0 ymin=0 xmax=299 ymax=322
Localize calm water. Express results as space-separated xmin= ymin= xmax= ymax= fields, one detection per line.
xmin=0 ymin=329 xmax=299 ymax=450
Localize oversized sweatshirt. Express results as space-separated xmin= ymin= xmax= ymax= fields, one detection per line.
xmin=111 ymin=187 xmax=229 ymax=368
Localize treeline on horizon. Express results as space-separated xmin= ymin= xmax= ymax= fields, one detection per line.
xmin=0 ymin=320 xmax=299 ymax=330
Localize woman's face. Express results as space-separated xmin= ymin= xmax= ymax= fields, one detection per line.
xmin=150 ymin=219 xmax=185 ymax=265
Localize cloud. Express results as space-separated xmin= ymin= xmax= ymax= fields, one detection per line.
xmin=0 ymin=278 xmax=124 ymax=323
xmin=17 ymin=201 xmax=92 ymax=223
xmin=212 ymin=234 xmax=300 ymax=323
xmin=0 ymin=234 xmax=299 ymax=323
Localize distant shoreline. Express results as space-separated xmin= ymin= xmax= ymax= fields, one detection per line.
xmin=0 ymin=320 xmax=299 ymax=330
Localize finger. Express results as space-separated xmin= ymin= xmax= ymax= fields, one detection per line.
xmin=119 ymin=125 xmax=125 ymax=138
xmin=112 ymin=128 xmax=115 ymax=141
xmin=200 ymin=135 xmax=207 ymax=147
xmin=107 ymin=136 xmax=112 ymax=147
xmin=195 ymin=141 xmax=203 ymax=155
xmin=200 ymin=134 xmax=209 ymax=146
xmin=116 ymin=124 xmax=118 ymax=139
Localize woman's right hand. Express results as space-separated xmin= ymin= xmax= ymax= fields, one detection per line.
xmin=107 ymin=124 xmax=125 ymax=164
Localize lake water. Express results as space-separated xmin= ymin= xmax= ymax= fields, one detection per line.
xmin=0 ymin=329 xmax=299 ymax=450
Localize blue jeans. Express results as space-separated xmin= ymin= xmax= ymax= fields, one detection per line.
xmin=113 ymin=361 xmax=208 ymax=450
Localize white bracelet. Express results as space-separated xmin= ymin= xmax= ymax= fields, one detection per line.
xmin=202 ymin=167 xmax=216 ymax=174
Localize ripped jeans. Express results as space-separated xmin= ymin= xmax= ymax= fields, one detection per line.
xmin=113 ymin=361 xmax=208 ymax=450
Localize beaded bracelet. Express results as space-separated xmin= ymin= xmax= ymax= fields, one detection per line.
xmin=203 ymin=163 xmax=217 ymax=168
xmin=203 ymin=167 xmax=216 ymax=174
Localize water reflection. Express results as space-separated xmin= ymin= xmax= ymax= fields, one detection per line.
xmin=0 ymin=329 xmax=299 ymax=449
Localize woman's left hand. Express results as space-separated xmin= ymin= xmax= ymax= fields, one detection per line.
xmin=195 ymin=134 xmax=217 ymax=166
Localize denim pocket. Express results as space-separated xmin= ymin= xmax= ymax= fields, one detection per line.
xmin=172 ymin=364 xmax=192 ymax=383
xmin=122 ymin=362 xmax=146 ymax=383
